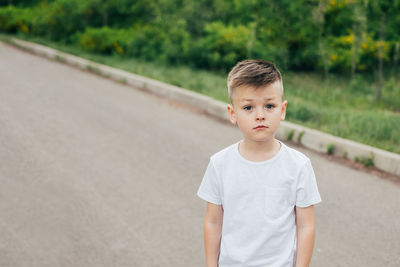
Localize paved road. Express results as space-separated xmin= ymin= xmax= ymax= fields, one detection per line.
xmin=0 ymin=42 xmax=399 ymax=267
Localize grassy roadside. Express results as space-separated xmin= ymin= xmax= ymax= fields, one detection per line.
xmin=1 ymin=34 xmax=399 ymax=154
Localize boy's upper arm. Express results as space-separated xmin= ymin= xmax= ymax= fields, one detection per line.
xmin=205 ymin=202 xmax=223 ymax=224
xmin=198 ymin=159 xmax=223 ymax=205
xmin=295 ymin=159 xmax=322 ymax=207
xmin=295 ymin=205 xmax=315 ymax=228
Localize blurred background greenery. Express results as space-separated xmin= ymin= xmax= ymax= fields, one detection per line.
xmin=0 ymin=0 xmax=399 ymax=153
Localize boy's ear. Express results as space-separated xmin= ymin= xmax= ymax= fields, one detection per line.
xmin=227 ymin=105 xmax=237 ymax=125
xmin=280 ymin=100 xmax=288 ymax=121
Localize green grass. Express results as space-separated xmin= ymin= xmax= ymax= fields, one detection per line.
xmin=2 ymin=33 xmax=399 ymax=154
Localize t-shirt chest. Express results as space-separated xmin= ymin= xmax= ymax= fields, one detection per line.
xmin=221 ymin=162 xmax=295 ymax=211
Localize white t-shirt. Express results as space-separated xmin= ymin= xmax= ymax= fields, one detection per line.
xmin=197 ymin=140 xmax=322 ymax=267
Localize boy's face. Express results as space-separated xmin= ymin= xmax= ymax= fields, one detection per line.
xmin=227 ymin=81 xmax=287 ymax=145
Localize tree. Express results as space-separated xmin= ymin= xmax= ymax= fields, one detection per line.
xmin=351 ymin=1 xmax=367 ymax=78
xmin=314 ymin=0 xmax=329 ymax=78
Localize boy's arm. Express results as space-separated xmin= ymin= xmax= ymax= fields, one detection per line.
xmin=295 ymin=205 xmax=316 ymax=267
xmin=204 ymin=202 xmax=223 ymax=267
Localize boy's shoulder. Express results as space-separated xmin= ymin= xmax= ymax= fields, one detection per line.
xmin=209 ymin=142 xmax=238 ymax=162
xmin=282 ymin=142 xmax=311 ymax=165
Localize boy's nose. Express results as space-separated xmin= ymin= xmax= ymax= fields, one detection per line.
xmin=256 ymin=109 xmax=266 ymax=121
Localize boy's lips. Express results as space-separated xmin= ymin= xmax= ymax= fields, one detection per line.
xmin=254 ymin=125 xmax=268 ymax=129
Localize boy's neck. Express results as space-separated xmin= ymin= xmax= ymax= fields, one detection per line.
xmin=239 ymin=138 xmax=281 ymax=162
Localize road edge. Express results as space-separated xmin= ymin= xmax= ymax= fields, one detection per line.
xmin=4 ymin=37 xmax=400 ymax=177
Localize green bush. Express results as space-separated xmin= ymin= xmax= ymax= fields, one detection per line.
xmin=0 ymin=6 xmax=33 ymax=34
xmin=355 ymin=153 xmax=375 ymax=167
xmin=327 ymin=143 xmax=335 ymax=155
xmin=327 ymin=35 xmax=353 ymax=73
xmin=287 ymin=129 xmax=295 ymax=141
xmin=0 ymin=2 xmax=85 ymax=41
xmin=78 ymin=24 xmax=174 ymax=60
xmin=252 ymin=39 xmax=289 ymax=70
xmin=127 ymin=25 xmax=164 ymax=60
xmin=31 ymin=0 xmax=85 ymax=41
xmin=78 ymin=27 xmax=133 ymax=55
xmin=161 ymin=19 xmax=191 ymax=64
xmin=195 ymin=21 xmax=251 ymax=70
xmin=297 ymin=131 xmax=305 ymax=143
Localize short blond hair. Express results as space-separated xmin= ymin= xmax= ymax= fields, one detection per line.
xmin=227 ymin=59 xmax=283 ymax=103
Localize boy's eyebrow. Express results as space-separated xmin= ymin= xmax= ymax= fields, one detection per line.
xmin=240 ymin=97 xmax=276 ymax=102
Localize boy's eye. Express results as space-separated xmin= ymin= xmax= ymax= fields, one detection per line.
xmin=243 ymin=106 xmax=252 ymax=111
xmin=266 ymin=104 xmax=275 ymax=109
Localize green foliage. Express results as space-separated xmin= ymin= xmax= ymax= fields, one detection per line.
xmin=287 ymin=129 xmax=295 ymax=141
xmin=158 ymin=19 xmax=190 ymax=64
xmin=128 ymin=25 xmax=164 ymax=60
xmin=194 ymin=22 xmax=251 ymax=70
xmin=327 ymin=143 xmax=335 ymax=155
xmin=0 ymin=6 xmax=33 ymax=34
xmin=382 ymin=77 xmax=400 ymax=111
xmin=286 ymin=102 xmax=400 ymax=153
xmin=323 ymin=0 xmax=354 ymax=36
xmin=1 ymin=0 xmax=399 ymax=74
xmin=31 ymin=0 xmax=85 ymax=41
xmin=354 ymin=153 xmax=375 ymax=167
xmin=78 ymin=27 xmax=132 ymax=55
xmin=363 ymin=156 xmax=374 ymax=167
xmin=286 ymin=101 xmax=322 ymax=124
xmin=297 ymin=131 xmax=305 ymax=143
xmin=0 ymin=0 xmax=42 ymax=7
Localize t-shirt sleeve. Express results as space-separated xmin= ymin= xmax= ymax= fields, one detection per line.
xmin=197 ymin=159 xmax=222 ymax=205
xmin=295 ymin=159 xmax=322 ymax=207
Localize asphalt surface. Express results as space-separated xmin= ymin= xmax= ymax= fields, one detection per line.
xmin=0 ymin=42 xmax=399 ymax=267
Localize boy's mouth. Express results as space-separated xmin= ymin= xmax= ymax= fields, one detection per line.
xmin=254 ymin=125 xmax=268 ymax=129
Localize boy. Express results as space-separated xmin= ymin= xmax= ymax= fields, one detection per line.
xmin=197 ymin=60 xmax=322 ymax=267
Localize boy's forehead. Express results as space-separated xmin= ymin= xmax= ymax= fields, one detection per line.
xmin=233 ymin=82 xmax=284 ymax=102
